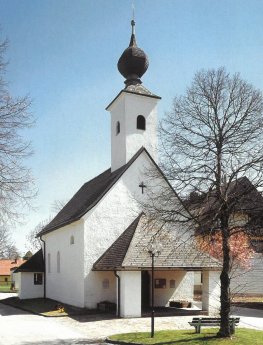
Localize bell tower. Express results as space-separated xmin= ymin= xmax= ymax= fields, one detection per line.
xmin=106 ymin=20 xmax=161 ymax=172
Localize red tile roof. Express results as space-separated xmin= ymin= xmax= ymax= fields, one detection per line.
xmin=0 ymin=259 xmax=26 ymax=276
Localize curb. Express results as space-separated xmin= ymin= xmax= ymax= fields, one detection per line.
xmin=106 ymin=339 xmax=143 ymax=345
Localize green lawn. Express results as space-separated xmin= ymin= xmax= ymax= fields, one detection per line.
xmin=108 ymin=329 xmax=263 ymax=345
xmin=0 ymin=284 xmax=12 ymax=292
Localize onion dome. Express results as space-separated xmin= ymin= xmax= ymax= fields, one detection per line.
xmin=118 ymin=20 xmax=149 ymax=86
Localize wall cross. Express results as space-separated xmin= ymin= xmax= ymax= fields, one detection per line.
xmin=139 ymin=182 xmax=147 ymax=194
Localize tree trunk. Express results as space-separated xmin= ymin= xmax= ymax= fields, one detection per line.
xmin=218 ymin=221 xmax=231 ymax=337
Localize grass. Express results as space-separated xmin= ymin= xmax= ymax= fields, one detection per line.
xmin=0 ymin=297 xmax=86 ymax=316
xmin=108 ymin=329 xmax=263 ymax=345
xmin=0 ymin=284 xmax=12 ymax=292
xmin=232 ymin=296 xmax=263 ymax=303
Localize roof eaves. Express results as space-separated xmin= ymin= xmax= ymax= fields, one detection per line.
xmin=105 ymin=89 xmax=161 ymax=110
xmin=38 ymin=147 xmax=147 ymax=237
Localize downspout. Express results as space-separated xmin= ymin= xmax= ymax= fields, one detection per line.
xmin=114 ymin=271 xmax=121 ymax=317
xmin=40 ymin=236 xmax=46 ymax=299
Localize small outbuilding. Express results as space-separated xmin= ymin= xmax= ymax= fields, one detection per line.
xmin=13 ymin=249 xmax=45 ymax=299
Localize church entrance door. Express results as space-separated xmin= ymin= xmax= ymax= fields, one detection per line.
xmin=141 ymin=271 xmax=150 ymax=309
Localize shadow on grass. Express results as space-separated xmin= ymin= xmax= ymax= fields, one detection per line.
xmin=154 ymin=335 xmax=220 ymax=344
xmin=0 ymin=296 xmax=117 ymax=321
xmin=18 ymin=339 xmax=106 ymax=345
xmin=108 ymin=332 xmax=224 ymax=345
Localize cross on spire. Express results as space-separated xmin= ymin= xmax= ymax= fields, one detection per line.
xmin=139 ymin=182 xmax=147 ymax=194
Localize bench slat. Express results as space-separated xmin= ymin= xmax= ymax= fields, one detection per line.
xmin=188 ymin=317 xmax=240 ymax=334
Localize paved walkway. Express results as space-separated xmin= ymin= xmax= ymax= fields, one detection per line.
xmin=0 ymin=293 xmax=263 ymax=345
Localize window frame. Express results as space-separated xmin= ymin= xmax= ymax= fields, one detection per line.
xmin=34 ymin=273 xmax=43 ymax=285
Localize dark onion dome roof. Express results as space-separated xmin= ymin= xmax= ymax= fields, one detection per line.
xmin=118 ymin=20 xmax=149 ymax=86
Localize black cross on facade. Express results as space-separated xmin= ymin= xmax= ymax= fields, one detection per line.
xmin=139 ymin=182 xmax=147 ymax=194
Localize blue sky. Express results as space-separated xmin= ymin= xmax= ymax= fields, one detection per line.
xmin=0 ymin=0 xmax=263 ymax=253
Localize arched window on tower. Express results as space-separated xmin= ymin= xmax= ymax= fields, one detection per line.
xmin=47 ymin=253 xmax=51 ymax=273
xmin=137 ymin=115 xmax=146 ymax=130
xmin=116 ymin=121 xmax=120 ymax=135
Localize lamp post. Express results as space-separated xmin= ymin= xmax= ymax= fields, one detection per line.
xmin=147 ymin=242 xmax=162 ymax=338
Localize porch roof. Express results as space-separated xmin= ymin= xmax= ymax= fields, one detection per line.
xmin=93 ymin=214 xmax=222 ymax=271
xmin=13 ymin=249 xmax=44 ymax=273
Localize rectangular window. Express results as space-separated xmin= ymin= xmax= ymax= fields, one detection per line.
xmin=155 ymin=278 xmax=166 ymax=289
xmin=34 ymin=273 xmax=43 ymax=285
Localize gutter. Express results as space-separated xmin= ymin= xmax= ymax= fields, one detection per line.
xmin=114 ymin=271 xmax=121 ymax=317
xmin=40 ymin=236 xmax=46 ymax=299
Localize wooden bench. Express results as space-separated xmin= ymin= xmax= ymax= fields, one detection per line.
xmin=189 ymin=317 xmax=240 ymax=334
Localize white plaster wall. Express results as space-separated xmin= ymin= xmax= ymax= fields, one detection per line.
xmin=119 ymin=271 xmax=141 ymax=317
xmin=83 ymin=151 xmax=193 ymax=309
xmin=230 ymin=254 xmax=263 ymax=295
xmin=83 ymin=153 xmax=148 ymax=308
xmin=13 ymin=272 xmax=21 ymax=292
xmin=88 ymin=271 xmax=116 ymax=306
xmin=202 ymin=270 xmax=221 ymax=316
xmin=194 ymin=271 xmax=202 ymax=285
xmin=108 ymin=91 xmax=159 ymax=171
xmin=110 ymin=93 xmax=126 ymax=171
xmin=125 ymin=94 xmax=158 ymax=164
xmin=151 ymin=271 xmax=194 ymax=306
xmin=43 ymin=220 xmax=85 ymax=307
xmin=19 ymin=272 xmax=44 ymax=299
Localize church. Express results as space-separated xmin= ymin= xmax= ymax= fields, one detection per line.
xmin=13 ymin=21 xmax=222 ymax=318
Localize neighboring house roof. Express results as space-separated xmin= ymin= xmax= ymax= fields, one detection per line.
xmin=13 ymin=249 xmax=44 ymax=273
xmin=38 ymin=146 xmax=178 ymax=237
xmin=93 ymin=214 xmax=222 ymax=271
xmin=0 ymin=259 xmax=26 ymax=276
xmin=188 ymin=176 xmax=263 ymax=232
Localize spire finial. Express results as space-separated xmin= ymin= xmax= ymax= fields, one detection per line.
xmin=117 ymin=9 xmax=149 ymax=86
xmin=131 ymin=1 xmax=135 ymax=35
xmin=131 ymin=19 xmax=135 ymax=35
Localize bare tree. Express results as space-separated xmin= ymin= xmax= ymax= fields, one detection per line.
xmin=26 ymin=199 xmax=66 ymax=252
xmin=51 ymin=199 xmax=67 ymax=213
xmin=0 ymin=225 xmax=20 ymax=258
xmin=146 ymin=68 xmax=263 ymax=337
xmin=25 ymin=218 xmax=51 ymax=252
xmin=0 ymin=37 xmax=35 ymax=223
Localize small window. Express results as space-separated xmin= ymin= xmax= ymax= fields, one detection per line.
xmin=155 ymin=278 xmax=166 ymax=289
xmin=137 ymin=115 xmax=146 ymax=130
xmin=57 ymin=251 xmax=60 ymax=273
xmin=170 ymin=279 xmax=176 ymax=288
xmin=34 ymin=273 xmax=43 ymax=285
xmin=70 ymin=235 xmax=74 ymax=245
xmin=4 ymin=277 xmax=8 ymax=282
xmin=116 ymin=121 xmax=120 ymax=135
xmin=48 ymin=253 xmax=51 ymax=273
xmin=102 ymin=278 xmax=110 ymax=289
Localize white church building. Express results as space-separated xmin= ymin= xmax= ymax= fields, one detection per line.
xmin=14 ymin=21 xmax=222 ymax=318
